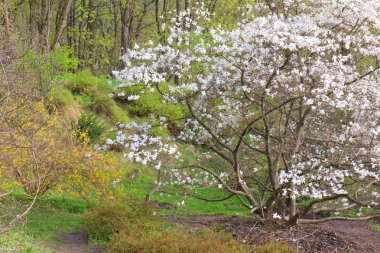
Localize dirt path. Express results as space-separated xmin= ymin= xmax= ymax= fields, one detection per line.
xmin=49 ymin=231 xmax=104 ymax=253
xmin=313 ymin=220 xmax=380 ymax=251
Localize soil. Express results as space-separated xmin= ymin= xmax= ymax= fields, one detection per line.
xmin=49 ymin=231 xmax=105 ymax=253
xmin=166 ymin=215 xmax=380 ymax=253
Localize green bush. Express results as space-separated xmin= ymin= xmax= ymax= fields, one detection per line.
xmin=115 ymin=84 xmax=187 ymax=130
xmin=74 ymin=113 xmax=105 ymax=142
xmin=83 ymin=202 xmax=152 ymax=242
xmin=50 ymin=47 xmax=79 ymax=72
xmin=89 ymin=92 xmax=114 ymax=115
xmin=49 ymin=85 xmax=75 ymax=107
xmin=65 ymin=70 xmax=97 ymax=94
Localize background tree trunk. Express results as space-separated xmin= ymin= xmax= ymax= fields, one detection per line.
xmin=121 ymin=0 xmax=135 ymax=54
xmin=52 ymin=0 xmax=74 ymax=49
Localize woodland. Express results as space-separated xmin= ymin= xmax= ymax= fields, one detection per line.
xmin=1 ymin=0 xmax=380 ymax=252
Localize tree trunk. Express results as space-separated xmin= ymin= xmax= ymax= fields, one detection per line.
xmin=87 ymin=0 xmax=97 ymax=71
xmin=121 ymin=0 xmax=134 ymax=54
xmin=1 ymin=0 xmax=17 ymax=63
xmin=39 ymin=0 xmax=52 ymax=57
xmin=134 ymin=0 xmax=149 ymax=39
xmin=52 ymin=0 xmax=74 ymax=49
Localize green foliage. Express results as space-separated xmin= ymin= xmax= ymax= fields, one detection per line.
xmin=254 ymin=242 xmax=297 ymax=253
xmin=117 ymin=84 xmax=186 ymax=130
xmin=83 ymin=202 xmax=128 ymax=242
xmin=62 ymin=70 xmax=129 ymax=122
xmin=50 ymin=47 xmax=79 ymax=72
xmin=89 ymin=93 xmax=115 ymax=115
xmin=74 ymin=113 xmax=105 ymax=142
xmin=297 ymin=198 xmax=315 ymax=207
xmin=48 ymin=85 xmax=75 ymax=108
xmin=370 ymin=226 xmax=380 ymax=232
xmin=65 ymin=70 xmax=98 ymax=94
xmin=20 ymin=51 xmax=53 ymax=95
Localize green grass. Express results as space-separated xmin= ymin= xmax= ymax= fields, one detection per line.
xmin=124 ymin=172 xmax=249 ymax=216
xmin=371 ymin=225 xmax=380 ymax=232
xmin=26 ymin=208 xmax=82 ymax=241
xmin=0 ymin=230 xmax=55 ymax=253
xmin=13 ymin=191 xmax=90 ymax=213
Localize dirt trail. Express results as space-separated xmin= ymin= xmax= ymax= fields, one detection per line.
xmin=313 ymin=220 xmax=380 ymax=251
xmin=49 ymin=231 xmax=104 ymax=253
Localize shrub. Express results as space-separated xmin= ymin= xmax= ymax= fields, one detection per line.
xmin=65 ymin=70 xmax=97 ymax=95
xmin=49 ymin=85 xmax=75 ymax=107
xmin=89 ymin=93 xmax=114 ymax=115
xmin=74 ymin=114 xmax=105 ymax=142
xmin=50 ymin=47 xmax=79 ymax=72
xmin=83 ymin=203 xmax=152 ymax=242
xmin=109 ymin=227 xmax=249 ymax=253
xmin=83 ymin=202 xmax=129 ymax=242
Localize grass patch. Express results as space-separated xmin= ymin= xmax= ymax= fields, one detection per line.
xmin=26 ymin=208 xmax=82 ymax=241
xmin=124 ymin=172 xmax=249 ymax=216
xmin=0 ymin=230 xmax=54 ymax=253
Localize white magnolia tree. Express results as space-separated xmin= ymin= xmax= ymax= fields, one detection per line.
xmin=110 ymin=0 xmax=380 ymax=225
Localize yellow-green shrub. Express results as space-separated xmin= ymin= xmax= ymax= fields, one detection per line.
xmin=83 ymin=202 xmax=129 ymax=242
xmin=83 ymin=203 xmax=153 ymax=242
xmin=49 ymin=85 xmax=75 ymax=107
xmin=109 ymin=228 xmax=249 ymax=253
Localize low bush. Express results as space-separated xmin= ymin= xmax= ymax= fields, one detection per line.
xmin=109 ymin=227 xmax=249 ymax=253
xmin=50 ymin=47 xmax=79 ymax=72
xmin=83 ymin=202 xmax=129 ymax=242
xmin=65 ymin=70 xmax=98 ymax=94
xmin=49 ymin=85 xmax=75 ymax=108
xmin=83 ymin=202 xmax=152 ymax=242
xmin=74 ymin=113 xmax=105 ymax=142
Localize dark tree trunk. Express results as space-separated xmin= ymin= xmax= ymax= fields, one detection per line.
xmin=121 ymin=0 xmax=134 ymax=54
xmin=52 ymin=0 xmax=74 ymax=49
